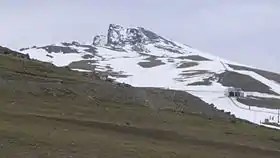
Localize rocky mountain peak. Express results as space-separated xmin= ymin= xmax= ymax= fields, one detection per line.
xmin=93 ymin=35 xmax=107 ymax=46
xmin=93 ymin=24 xmax=164 ymax=47
xmin=107 ymin=24 xmax=126 ymax=46
xmin=92 ymin=24 xmax=182 ymax=53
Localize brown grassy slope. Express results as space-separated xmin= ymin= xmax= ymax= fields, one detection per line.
xmin=1 ymin=53 xmax=280 ymax=158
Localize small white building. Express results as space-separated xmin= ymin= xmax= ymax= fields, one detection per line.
xmin=224 ymin=87 xmax=245 ymax=98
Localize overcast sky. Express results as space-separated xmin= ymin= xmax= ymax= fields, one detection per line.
xmin=0 ymin=0 xmax=279 ymax=72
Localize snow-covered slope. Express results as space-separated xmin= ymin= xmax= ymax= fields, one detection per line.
xmin=20 ymin=24 xmax=280 ymax=129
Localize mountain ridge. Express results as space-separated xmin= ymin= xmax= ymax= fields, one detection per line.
xmin=19 ymin=24 xmax=280 ymax=129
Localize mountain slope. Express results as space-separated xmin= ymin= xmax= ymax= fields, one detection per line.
xmin=0 ymin=46 xmax=30 ymax=59
xmin=20 ymin=24 xmax=280 ymax=129
xmin=1 ymin=49 xmax=280 ymax=158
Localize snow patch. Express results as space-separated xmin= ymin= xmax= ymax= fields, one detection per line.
xmin=23 ymin=48 xmax=85 ymax=67
xmin=72 ymin=68 xmax=92 ymax=72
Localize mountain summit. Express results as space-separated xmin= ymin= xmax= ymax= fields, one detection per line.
xmin=20 ymin=24 xmax=280 ymax=129
xmin=94 ymin=24 xmax=175 ymax=45
xmin=92 ymin=24 xmax=183 ymax=54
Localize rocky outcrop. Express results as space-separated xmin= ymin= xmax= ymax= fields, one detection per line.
xmin=92 ymin=24 xmax=181 ymax=52
xmin=38 ymin=45 xmax=80 ymax=54
xmin=93 ymin=35 xmax=107 ymax=46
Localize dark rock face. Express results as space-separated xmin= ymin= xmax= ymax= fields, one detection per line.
xmin=188 ymin=80 xmax=212 ymax=86
xmin=82 ymin=54 xmax=95 ymax=59
xmin=19 ymin=47 xmax=29 ymax=51
xmin=181 ymin=70 xmax=210 ymax=76
xmin=106 ymin=24 xmax=146 ymax=46
xmin=228 ymin=64 xmax=280 ymax=84
xmin=61 ymin=41 xmax=80 ymax=47
xmin=176 ymin=62 xmax=198 ymax=69
xmin=0 ymin=46 xmax=30 ymax=60
xmin=68 ymin=60 xmax=96 ymax=71
xmin=138 ymin=57 xmax=165 ymax=68
xmin=237 ymin=97 xmax=280 ymax=109
xmin=139 ymin=27 xmax=160 ymax=41
xmin=93 ymin=35 xmax=107 ymax=46
xmin=140 ymin=27 xmax=178 ymax=47
xmin=107 ymin=24 xmax=125 ymax=46
xmin=84 ymin=47 xmax=97 ymax=54
xmin=96 ymin=24 xmax=181 ymax=52
xmin=92 ymin=36 xmax=100 ymax=45
xmin=38 ymin=45 xmax=79 ymax=54
xmin=35 ymin=43 xmax=98 ymax=54
xmin=178 ymin=70 xmax=216 ymax=86
xmin=126 ymin=28 xmax=143 ymax=45
xmin=131 ymin=45 xmax=146 ymax=52
xmin=178 ymin=55 xmax=211 ymax=61
xmin=217 ymin=71 xmax=278 ymax=95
